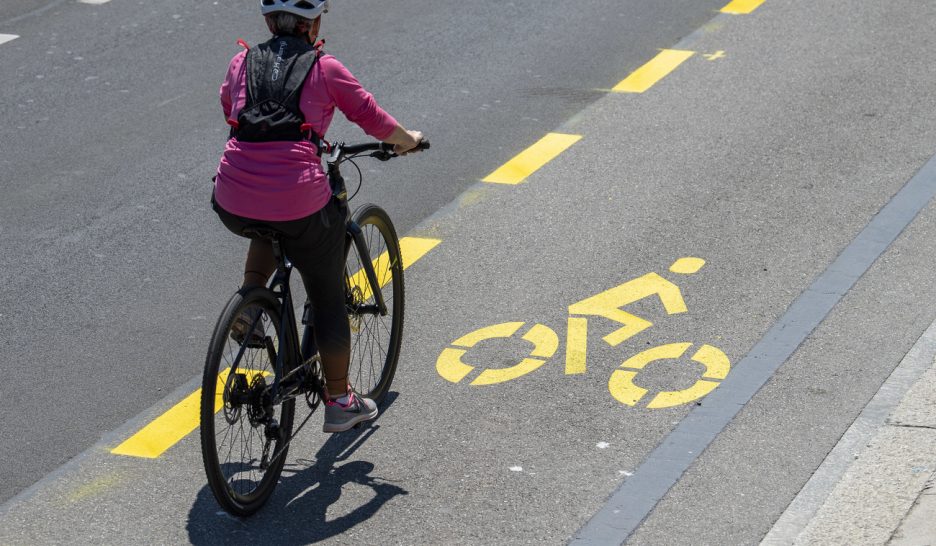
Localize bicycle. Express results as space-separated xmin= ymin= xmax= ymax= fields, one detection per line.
xmin=200 ymin=139 xmax=430 ymax=517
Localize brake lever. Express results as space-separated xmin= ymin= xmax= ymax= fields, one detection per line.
xmin=370 ymin=151 xmax=395 ymax=162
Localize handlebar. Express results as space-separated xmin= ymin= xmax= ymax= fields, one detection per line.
xmin=325 ymin=138 xmax=430 ymax=204
xmin=329 ymin=138 xmax=431 ymax=163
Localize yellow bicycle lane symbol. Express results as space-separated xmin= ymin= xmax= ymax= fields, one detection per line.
xmin=435 ymin=257 xmax=730 ymax=409
xmin=436 ymin=322 xmax=559 ymax=386
xmin=609 ymin=342 xmax=729 ymax=409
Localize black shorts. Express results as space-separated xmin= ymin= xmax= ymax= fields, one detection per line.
xmin=212 ymin=192 xmax=350 ymax=356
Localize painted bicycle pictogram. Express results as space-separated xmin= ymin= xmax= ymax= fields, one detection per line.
xmin=436 ymin=257 xmax=730 ymax=409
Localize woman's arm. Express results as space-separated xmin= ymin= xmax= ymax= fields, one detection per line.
xmin=322 ymin=56 xmax=423 ymax=154
xmin=220 ymin=50 xmax=248 ymax=121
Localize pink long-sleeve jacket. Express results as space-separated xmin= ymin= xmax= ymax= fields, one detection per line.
xmin=213 ymin=48 xmax=398 ymax=221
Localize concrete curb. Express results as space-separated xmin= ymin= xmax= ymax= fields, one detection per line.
xmin=762 ymin=319 xmax=936 ymax=545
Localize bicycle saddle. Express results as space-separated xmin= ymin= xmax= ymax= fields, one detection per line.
xmin=241 ymin=225 xmax=287 ymax=240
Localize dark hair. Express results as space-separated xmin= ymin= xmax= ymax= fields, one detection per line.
xmin=264 ymin=12 xmax=313 ymax=36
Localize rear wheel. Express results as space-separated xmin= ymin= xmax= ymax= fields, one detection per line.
xmin=344 ymin=204 xmax=404 ymax=404
xmin=200 ymin=287 xmax=295 ymax=517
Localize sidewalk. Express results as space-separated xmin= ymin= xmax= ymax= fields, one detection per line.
xmin=762 ymin=319 xmax=936 ymax=545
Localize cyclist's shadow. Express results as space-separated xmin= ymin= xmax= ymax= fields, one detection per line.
xmin=185 ymin=392 xmax=407 ymax=545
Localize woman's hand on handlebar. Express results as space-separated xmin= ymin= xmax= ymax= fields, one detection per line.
xmin=385 ymin=125 xmax=424 ymax=156
xmin=395 ymin=130 xmax=424 ymax=155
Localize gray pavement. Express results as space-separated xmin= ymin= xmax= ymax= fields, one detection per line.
xmin=0 ymin=0 xmax=65 ymax=26
xmin=3 ymin=0 xmax=936 ymax=544
xmin=894 ymin=478 xmax=936 ymax=546
xmin=0 ymin=0 xmax=726 ymax=504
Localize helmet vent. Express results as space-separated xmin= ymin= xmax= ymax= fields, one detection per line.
xmin=259 ymin=0 xmax=326 ymax=16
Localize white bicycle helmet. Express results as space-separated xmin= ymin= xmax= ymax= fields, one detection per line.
xmin=260 ymin=0 xmax=329 ymax=19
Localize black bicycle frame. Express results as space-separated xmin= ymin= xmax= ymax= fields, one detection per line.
xmin=268 ymin=239 xmax=304 ymax=400
xmin=229 ymin=226 xmax=387 ymax=404
xmin=327 ymin=161 xmax=388 ymax=317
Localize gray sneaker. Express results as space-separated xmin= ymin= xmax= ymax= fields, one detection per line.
xmin=323 ymin=392 xmax=378 ymax=433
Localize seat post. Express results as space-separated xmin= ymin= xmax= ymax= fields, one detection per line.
xmin=271 ymin=237 xmax=286 ymax=270
xmin=241 ymin=226 xmax=290 ymax=276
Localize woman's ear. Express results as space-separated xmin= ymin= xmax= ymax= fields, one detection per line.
xmin=309 ymin=16 xmax=322 ymax=41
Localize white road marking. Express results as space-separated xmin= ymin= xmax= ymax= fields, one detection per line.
xmin=0 ymin=34 xmax=19 ymax=46
xmin=78 ymin=0 xmax=112 ymax=4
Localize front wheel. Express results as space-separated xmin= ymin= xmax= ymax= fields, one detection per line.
xmin=344 ymin=204 xmax=404 ymax=404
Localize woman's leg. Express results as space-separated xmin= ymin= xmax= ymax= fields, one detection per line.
xmin=307 ymin=273 xmax=351 ymax=399
xmin=243 ymin=238 xmax=276 ymax=288
xmin=281 ymin=202 xmax=351 ymax=399
xmin=287 ymin=204 xmax=378 ymax=432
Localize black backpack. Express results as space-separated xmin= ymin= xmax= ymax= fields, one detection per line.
xmin=232 ymin=35 xmax=322 ymax=147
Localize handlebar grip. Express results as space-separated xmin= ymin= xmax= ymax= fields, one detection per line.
xmin=379 ymin=138 xmax=431 ymax=154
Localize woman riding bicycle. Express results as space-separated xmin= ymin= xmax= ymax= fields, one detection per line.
xmin=212 ymin=0 xmax=423 ymax=432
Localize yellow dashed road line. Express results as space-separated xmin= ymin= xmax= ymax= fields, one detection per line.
xmin=720 ymin=0 xmax=765 ymax=15
xmin=111 ymin=368 xmax=246 ymax=459
xmin=482 ymin=133 xmax=583 ymax=185
xmin=612 ymin=49 xmax=695 ymax=93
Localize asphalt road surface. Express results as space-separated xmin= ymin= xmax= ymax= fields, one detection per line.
xmin=3 ymin=0 xmax=936 ymax=544
xmin=0 ymin=0 xmax=726 ymax=505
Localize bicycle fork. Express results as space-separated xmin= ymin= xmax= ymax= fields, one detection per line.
xmin=347 ymin=221 xmax=388 ymax=316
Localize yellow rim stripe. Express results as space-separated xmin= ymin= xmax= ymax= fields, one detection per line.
xmin=613 ymin=49 xmax=695 ymax=93
xmin=482 ymin=133 xmax=582 ymax=185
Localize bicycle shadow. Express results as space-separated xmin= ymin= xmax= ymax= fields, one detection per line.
xmin=185 ymin=392 xmax=407 ymax=545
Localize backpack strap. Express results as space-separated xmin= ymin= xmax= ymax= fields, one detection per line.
xmin=243 ymin=44 xmax=263 ymax=109
xmin=281 ymin=49 xmax=320 ymax=105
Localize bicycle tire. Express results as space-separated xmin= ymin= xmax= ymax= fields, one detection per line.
xmin=200 ymin=287 xmax=295 ymax=517
xmin=344 ymin=204 xmax=404 ymax=404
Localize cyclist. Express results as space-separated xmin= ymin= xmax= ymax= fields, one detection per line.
xmin=212 ymin=0 xmax=423 ymax=432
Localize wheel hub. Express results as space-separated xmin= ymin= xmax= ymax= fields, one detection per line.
xmin=349 ymin=285 xmax=364 ymax=333
xmin=246 ymin=374 xmax=271 ymax=427
xmin=223 ymin=373 xmax=250 ymax=424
